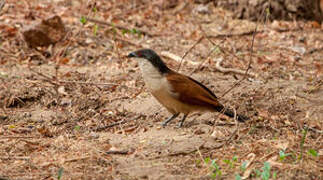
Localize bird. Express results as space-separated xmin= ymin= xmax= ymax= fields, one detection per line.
xmin=127 ymin=49 xmax=249 ymax=127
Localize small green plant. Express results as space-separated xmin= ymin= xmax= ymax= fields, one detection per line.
xmin=92 ymin=7 xmax=97 ymax=13
xmin=74 ymin=125 xmax=81 ymax=131
xmin=299 ymin=127 xmax=308 ymax=160
xmin=57 ymin=167 xmax=64 ymax=180
xmin=80 ymin=16 xmax=87 ymax=25
xmin=121 ymin=28 xmax=142 ymax=37
xmin=240 ymin=161 xmax=248 ymax=172
xmin=279 ymin=150 xmax=291 ymax=161
xmin=255 ymin=169 xmax=262 ymax=177
xmin=253 ymin=162 xmax=273 ymax=180
xmin=204 ymin=158 xmax=222 ymax=179
xmin=210 ymin=160 xmax=222 ymax=179
xmin=223 ymin=156 xmax=238 ymax=168
xmin=93 ymin=24 xmax=98 ymax=36
xmin=235 ymin=174 xmax=242 ymax=180
xmin=272 ymin=171 xmax=277 ymax=179
xmin=307 ymin=149 xmax=318 ymax=157
xmin=261 ymin=162 xmax=271 ymax=180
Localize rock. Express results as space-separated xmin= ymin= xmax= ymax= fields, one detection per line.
xmin=22 ymin=15 xmax=66 ymax=48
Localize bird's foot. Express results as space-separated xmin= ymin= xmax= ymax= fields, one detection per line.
xmin=161 ymin=121 xmax=168 ymax=127
xmin=177 ymin=122 xmax=183 ymax=128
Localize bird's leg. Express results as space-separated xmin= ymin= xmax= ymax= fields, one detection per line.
xmin=162 ymin=113 xmax=179 ymax=127
xmin=177 ymin=114 xmax=188 ymax=128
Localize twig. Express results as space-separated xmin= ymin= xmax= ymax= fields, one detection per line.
xmin=172 ymin=1 xmax=188 ymax=14
xmin=106 ymin=150 xmax=129 ymax=155
xmin=219 ymin=20 xmax=258 ymax=98
xmin=29 ymin=68 xmax=138 ymax=89
xmin=59 ymin=80 xmax=139 ymax=90
xmin=295 ymin=93 xmax=323 ymax=104
xmin=304 ymin=125 xmax=323 ymax=134
xmin=58 ymin=80 xmax=118 ymax=86
xmin=206 ymin=27 xmax=302 ymax=39
xmin=0 ymin=0 xmax=4 ymax=12
xmin=214 ymin=57 xmax=256 ymax=77
xmin=187 ymin=31 xmax=226 ymax=75
xmin=0 ymin=136 xmax=38 ymax=139
xmin=63 ymin=156 xmax=90 ymax=163
xmin=94 ymin=120 xmax=126 ymax=131
xmin=206 ymin=30 xmax=263 ymax=38
xmin=177 ymin=36 xmax=204 ymax=71
xmin=28 ymin=68 xmax=58 ymax=86
xmin=0 ymin=156 xmax=30 ymax=160
xmin=84 ymin=17 xmax=158 ymax=37
xmin=113 ymin=36 xmax=144 ymax=48
xmin=306 ymin=47 xmax=323 ymax=55
xmin=161 ymin=51 xmax=198 ymax=65
xmin=211 ymin=108 xmax=239 ymax=147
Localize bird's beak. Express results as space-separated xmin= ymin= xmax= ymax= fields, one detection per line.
xmin=127 ymin=52 xmax=137 ymax=58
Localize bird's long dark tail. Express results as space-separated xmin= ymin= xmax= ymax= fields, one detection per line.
xmin=214 ymin=105 xmax=249 ymax=122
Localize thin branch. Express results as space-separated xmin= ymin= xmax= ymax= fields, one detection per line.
xmin=161 ymin=51 xmax=198 ymax=65
xmin=214 ymin=57 xmax=256 ymax=77
xmin=106 ymin=150 xmax=129 ymax=155
xmin=0 ymin=0 xmax=4 ymax=12
xmin=94 ymin=120 xmax=126 ymax=131
xmin=84 ymin=17 xmax=158 ymax=37
xmin=206 ymin=30 xmax=264 ymax=38
xmin=219 ymin=19 xmax=259 ymax=99
xmin=177 ymin=36 xmax=204 ymax=71
xmin=113 ymin=36 xmax=144 ymax=48
xmin=58 ymin=80 xmax=119 ymax=87
xmin=0 ymin=136 xmax=38 ymax=139
xmin=206 ymin=27 xmax=302 ymax=39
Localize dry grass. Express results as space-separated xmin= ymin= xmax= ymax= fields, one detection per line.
xmin=0 ymin=0 xmax=322 ymax=179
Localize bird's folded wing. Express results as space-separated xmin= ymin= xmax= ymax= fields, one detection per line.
xmin=166 ymin=72 xmax=222 ymax=108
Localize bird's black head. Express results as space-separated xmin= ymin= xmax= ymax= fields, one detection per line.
xmin=127 ymin=49 xmax=170 ymax=74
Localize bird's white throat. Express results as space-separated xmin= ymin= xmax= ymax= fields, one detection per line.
xmin=135 ymin=57 xmax=166 ymax=92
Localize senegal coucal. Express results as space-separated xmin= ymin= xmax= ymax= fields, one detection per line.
xmin=128 ymin=49 xmax=248 ymax=127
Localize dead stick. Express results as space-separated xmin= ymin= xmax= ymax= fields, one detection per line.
xmin=214 ymin=57 xmax=256 ymax=77
xmin=58 ymin=80 xmax=138 ymax=89
xmin=219 ymin=12 xmax=261 ymax=98
xmin=106 ymin=150 xmax=129 ymax=155
xmin=177 ymin=36 xmax=204 ymax=71
xmin=85 ymin=17 xmax=157 ymax=37
xmin=0 ymin=136 xmax=38 ymax=139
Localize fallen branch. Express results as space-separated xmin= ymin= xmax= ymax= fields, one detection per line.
xmin=177 ymin=36 xmax=204 ymax=71
xmin=0 ymin=156 xmax=30 ymax=160
xmin=0 ymin=136 xmax=38 ymax=139
xmin=58 ymin=80 xmax=120 ymax=87
xmin=106 ymin=149 xmax=129 ymax=155
xmin=29 ymin=68 xmax=138 ymax=89
xmin=206 ymin=28 xmax=302 ymax=39
xmin=113 ymin=36 xmax=144 ymax=48
xmin=0 ymin=0 xmax=4 ymax=12
xmin=161 ymin=51 xmax=198 ymax=65
xmin=94 ymin=120 xmax=126 ymax=131
xmin=206 ymin=30 xmax=264 ymax=38
xmin=214 ymin=57 xmax=256 ymax=77
xmin=63 ymin=156 xmax=90 ymax=163
xmin=85 ymin=17 xmax=158 ymax=37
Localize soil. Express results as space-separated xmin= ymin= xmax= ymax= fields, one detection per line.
xmin=0 ymin=0 xmax=322 ymax=179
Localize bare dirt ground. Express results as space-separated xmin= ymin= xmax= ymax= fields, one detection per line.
xmin=0 ymin=0 xmax=322 ymax=179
